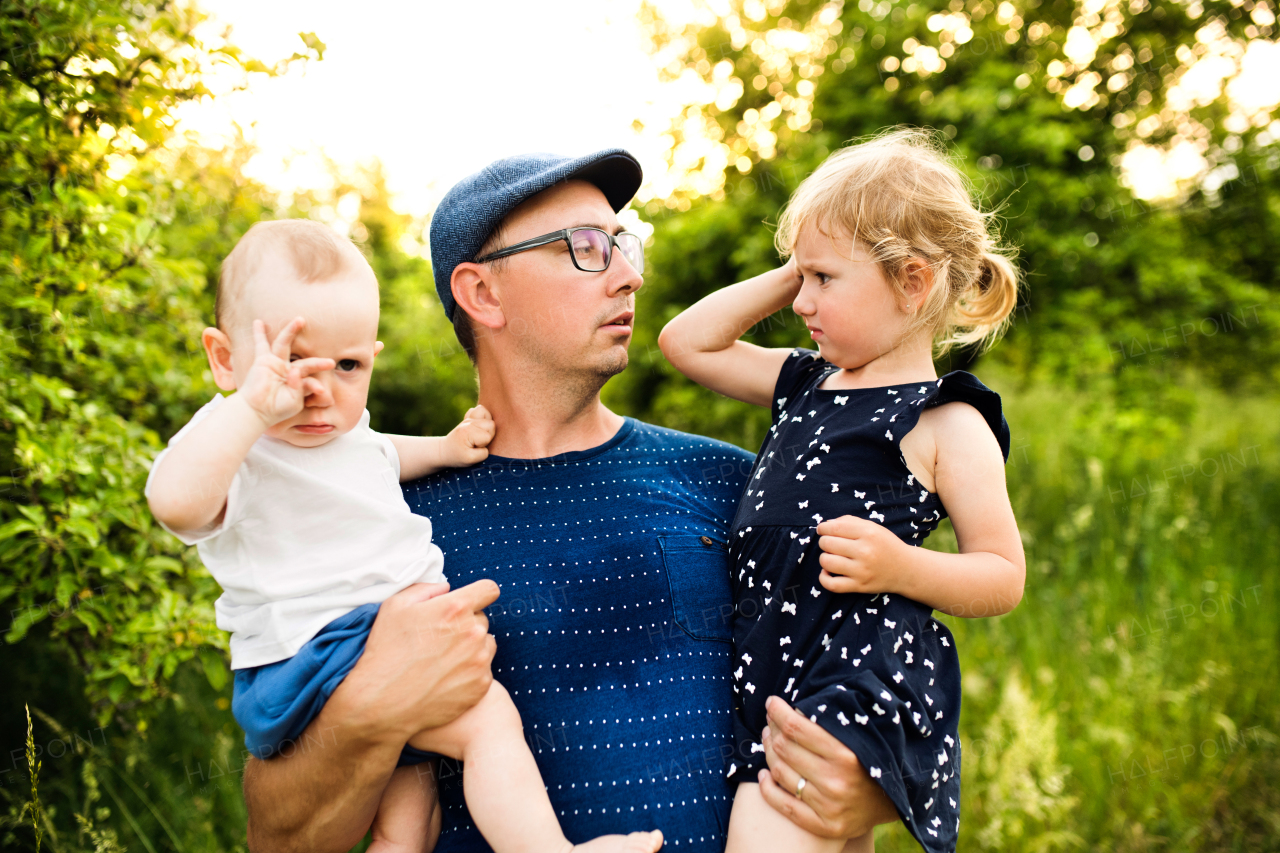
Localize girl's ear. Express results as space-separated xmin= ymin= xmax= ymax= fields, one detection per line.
xmin=901 ymin=258 xmax=935 ymax=313
xmin=201 ymin=327 xmax=238 ymax=391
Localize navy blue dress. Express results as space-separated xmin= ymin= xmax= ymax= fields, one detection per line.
xmin=726 ymin=349 xmax=1010 ymax=853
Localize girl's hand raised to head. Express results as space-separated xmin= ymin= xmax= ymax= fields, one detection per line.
xmin=656 ymin=261 xmax=802 ymax=409
xmin=239 ymin=318 xmax=336 ymax=427
xmin=815 ymin=515 xmax=910 ymax=595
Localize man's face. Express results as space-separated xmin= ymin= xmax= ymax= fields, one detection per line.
xmin=482 ymin=180 xmax=643 ymax=383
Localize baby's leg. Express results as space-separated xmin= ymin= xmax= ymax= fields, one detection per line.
xmin=409 ymin=681 xmax=662 ymax=853
xmin=368 ymin=762 xmax=441 ymax=853
xmin=725 ymin=782 xmax=871 ymax=853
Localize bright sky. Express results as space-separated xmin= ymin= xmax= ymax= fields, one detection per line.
xmin=178 ymin=1 xmax=1280 ymax=216
xmin=179 ymin=0 xmax=688 ymax=221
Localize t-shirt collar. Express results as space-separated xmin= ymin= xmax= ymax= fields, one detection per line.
xmin=479 ymin=417 xmax=637 ymax=466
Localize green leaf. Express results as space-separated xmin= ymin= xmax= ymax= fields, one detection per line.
xmin=56 ymin=573 xmax=80 ymax=608
xmin=5 ymin=606 xmax=47 ymax=644
xmin=298 ymin=31 xmax=327 ymax=60
xmin=15 ymin=505 xmax=46 ymax=526
xmin=106 ymin=675 xmax=129 ymax=704
xmin=142 ymin=556 xmax=184 ymax=575
xmin=63 ymin=517 xmax=101 ymax=548
xmin=0 ymin=519 xmax=38 ymax=542
xmin=199 ymin=648 xmax=228 ymax=691
xmin=75 ymin=608 xmax=102 ymax=636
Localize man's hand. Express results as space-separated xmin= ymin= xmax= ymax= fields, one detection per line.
xmin=758 ymin=696 xmax=899 ymax=839
xmin=815 ymin=515 xmax=910 ymax=596
xmin=239 ymin=317 xmax=336 ymax=427
xmin=243 ymin=579 xmax=500 ymax=853
xmin=334 ymin=579 xmax=501 ymax=740
xmin=441 ymin=405 xmax=496 ymax=468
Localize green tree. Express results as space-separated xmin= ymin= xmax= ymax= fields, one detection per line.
xmin=0 ymin=0 xmax=323 ymax=726
xmin=609 ymin=0 xmax=1280 ymax=446
xmin=0 ymin=2 xmax=319 ymax=848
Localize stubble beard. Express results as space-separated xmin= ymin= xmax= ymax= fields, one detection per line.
xmin=515 ymin=327 xmax=630 ymax=412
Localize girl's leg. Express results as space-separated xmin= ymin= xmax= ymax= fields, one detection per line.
xmin=409 ymin=681 xmax=662 ymax=853
xmin=725 ymin=782 xmax=870 ymax=853
xmin=368 ymin=762 xmax=441 ymax=853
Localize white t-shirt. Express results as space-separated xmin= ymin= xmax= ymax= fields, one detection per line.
xmin=145 ymin=395 xmax=446 ymax=670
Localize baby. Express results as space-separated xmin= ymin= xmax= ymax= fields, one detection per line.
xmin=147 ymin=219 xmax=663 ymax=853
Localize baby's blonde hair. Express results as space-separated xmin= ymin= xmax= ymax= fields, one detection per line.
xmin=217 ymin=219 xmax=370 ymax=331
xmin=776 ymin=128 xmax=1019 ymax=354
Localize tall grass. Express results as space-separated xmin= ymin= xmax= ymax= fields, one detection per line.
xmin=2 ymin=664 xmax=247 ymax=852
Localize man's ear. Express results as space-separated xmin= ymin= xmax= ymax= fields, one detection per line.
xmin=901 ymin=258 xmax=935 ymax=313
xmin=451 ymin=263 xmax=506 ymax=332
xmin=201 ymin=327 xmax=239 ymax=391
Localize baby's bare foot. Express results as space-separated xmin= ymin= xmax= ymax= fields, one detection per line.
xmin=573 ymin=829 xmax=663 ymax=853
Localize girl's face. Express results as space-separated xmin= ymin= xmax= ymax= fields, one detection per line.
xmin=791 ymin=224 xmax=913 ymax=370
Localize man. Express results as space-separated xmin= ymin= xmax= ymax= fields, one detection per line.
xmin=243 ymin=150 xmax=897 ymax=853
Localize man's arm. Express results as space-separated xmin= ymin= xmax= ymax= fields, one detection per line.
xmin=243 ymin=580 xmax=500 ymax=853
xmin=758 ymin=696 xmax=900 ymax=839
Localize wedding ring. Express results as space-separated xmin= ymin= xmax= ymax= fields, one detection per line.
xmin=796 ymin=776 xmax=807 ymax=798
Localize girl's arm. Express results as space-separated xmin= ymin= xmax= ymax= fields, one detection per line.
xmin=815 ymin=403 xmax=1026 ymax=617
xmin=388 ymin=406 xmax=495 ymax=482
xmin=657 ymin=261 xmax=803 ymax=407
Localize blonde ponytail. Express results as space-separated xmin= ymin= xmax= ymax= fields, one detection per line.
xmin=939 ymin=249 xmax=1020 ymax=354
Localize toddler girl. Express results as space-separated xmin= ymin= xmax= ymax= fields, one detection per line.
xmin=659 ymin=129 xmax=1026 ymax=853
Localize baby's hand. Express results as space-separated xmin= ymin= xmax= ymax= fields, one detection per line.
xmin=443 ymin=405 xmax=495 ymax=467
xmin=815 ymin=515 xmax=907 ymax=595
xmin=238 ymin=318 xmax=336 ymax=427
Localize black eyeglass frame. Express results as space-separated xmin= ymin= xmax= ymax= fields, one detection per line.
xmin=473 ymin=227 xmax=644 ymax=274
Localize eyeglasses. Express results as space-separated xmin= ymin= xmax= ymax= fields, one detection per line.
xmin=474 ymin=227 xmax=645 ymax=275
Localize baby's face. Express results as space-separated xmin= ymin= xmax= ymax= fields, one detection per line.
xmin=227 ymin=251 xmax=383 ymax=448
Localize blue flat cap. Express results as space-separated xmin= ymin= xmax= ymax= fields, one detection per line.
xmin=430 ymin=149 xmax=643 ymax=321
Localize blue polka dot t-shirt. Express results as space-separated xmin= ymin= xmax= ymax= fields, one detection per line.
xmin=402 ymin=418 xmax=755 ymax=853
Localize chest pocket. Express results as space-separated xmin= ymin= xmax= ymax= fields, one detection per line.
xmin=658 ymin=534 xmax=734 ymax=643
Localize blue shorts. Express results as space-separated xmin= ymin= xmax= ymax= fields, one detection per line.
xmin=232 ymin=602 xmax=437 ymax=767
